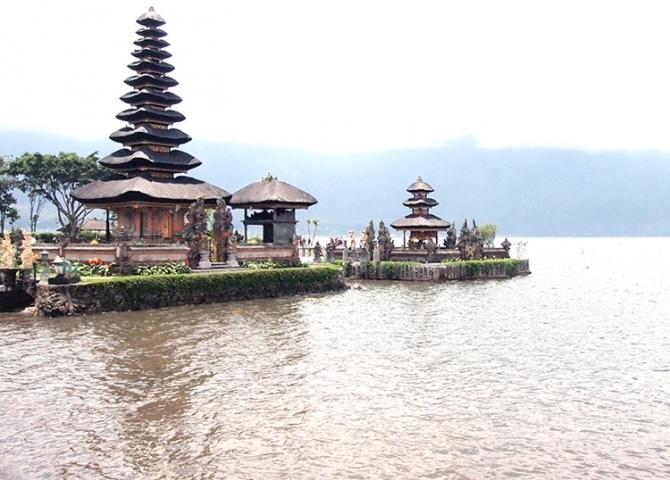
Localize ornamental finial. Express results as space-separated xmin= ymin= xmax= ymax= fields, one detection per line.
xmin=417 ymin=175 xmax=423 ymax=182
xmin=149 ymin=6 xmax=154 ymax=12
xmin=261 ymin=173 xmax=277 ymax=183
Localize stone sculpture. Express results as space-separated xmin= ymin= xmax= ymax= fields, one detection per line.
xmin=425 ymin=237 xmax=437 ymax=262
xmin=456 ymin=219 xmax=470 ymax=259
xmin=377 ymin=220 xmax=394 ymax=261
xmin=360 ymin=229 xmax=368 ymax=251
xmin=213 ymin=198 xmax=233 ymax=262
xmin=364 ymin=220 xmax=375 ymax=253
xmin=182 ymin=197 xmax=208 ymax=268
xmin=470 ymin=219 xmax=484 ymax=259
xmin=325 ymin=238 xmax=336 ymax=263
xmin=1 ymin=232 xmax=15 ymax=267
xmin=444 ymin=222 xmax=457 ymax=249
xmin=20 ymin=232 xmax=35 ymax=269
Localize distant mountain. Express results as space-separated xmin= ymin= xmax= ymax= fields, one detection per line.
xmin=3 ymin=130 xmax=670 ymax=237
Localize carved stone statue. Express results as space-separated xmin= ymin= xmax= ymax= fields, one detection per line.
xmin=364 ymin=220 xmax=375 ymax=253
xmin=444 ymin=222 xmax=457 ymax=249
xmin=1 ymin=232 xmax=15 ymax=267
xmin=325 ymin=238 xmax=336 ymax=263
xmin=377 ymin=220 xmax=394 ymax=261
xmin=360 ymin=229 xmax=368 ymax=251
xmin=456 ymin=219 xmax=470 ymax=259
xmin=349 ymin=230 xmax=356 ymax=250
xmin=20 ymin=232 xmax=35 ymax=269
xmin=470 ymin=219 xmax=484 ymax=258
xmin=182 ymin=197 xmax=208 ymax=268
xmin=425 ymin=237 xmax=437 ymax=262
xmin=291 ymin=234 xmax=300 ymax=260
xmin=501 ymin=238 xmax=511 ymax=258
xmin=213 ymin=198 xmax=233 ymax=262
xmin=228 ymin=231 xmax=238 ymax=252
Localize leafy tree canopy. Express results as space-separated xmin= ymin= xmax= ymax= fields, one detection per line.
xmin=479 ymin=223 xmax=497 ymax=248
xmin=6 ymin=152 xmax=110 ymax=240
xmin=0 ymin=156 xmax=19 ymax=234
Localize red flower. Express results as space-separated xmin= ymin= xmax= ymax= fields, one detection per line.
xmin=77 ymin=251 xmax=81 ymax=256
xmin=184 ymin=259 xmax=189 ymax=265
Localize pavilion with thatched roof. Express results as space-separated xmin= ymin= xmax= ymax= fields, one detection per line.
xmin=70 ymin=8 xmax=231 ymax=243
xmin=229 ymin=174 xmax=317 ymax=246
xmin=391 ymin=177 xmax=450 ymax=248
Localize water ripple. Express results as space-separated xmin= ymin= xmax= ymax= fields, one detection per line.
xmin=1 ymin=238 xmax=670 ymax=478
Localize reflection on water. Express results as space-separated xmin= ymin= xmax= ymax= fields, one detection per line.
xmin=1 ymin=238 xmax=670 ymax=479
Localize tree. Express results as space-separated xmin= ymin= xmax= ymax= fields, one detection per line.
xmin=7 ymin=152 xmax=110 ymax=240
xmin=0 ymin=156 xmax=19 ymax=235
xmin=311 ymin=219 xmax=320 ymax=244
xmin=306 ymin=219 xmax=312 ymax=243
xmin=479 ymin=223 xmax=497 ymax=248
xmin=3 ymin=154 xmax=45 ymax=232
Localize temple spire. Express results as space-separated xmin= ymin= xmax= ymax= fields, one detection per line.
xmin=101 ymin=8 xmax=199 ymax=175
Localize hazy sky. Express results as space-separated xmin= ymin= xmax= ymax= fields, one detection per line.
xmin=2 ymin=1 xmax=670 ymax=154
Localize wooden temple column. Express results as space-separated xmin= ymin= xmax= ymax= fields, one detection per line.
xmin=244 ymin=208 xmax=248 ymax=242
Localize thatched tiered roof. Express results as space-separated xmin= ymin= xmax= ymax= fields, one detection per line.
xmin=230 ymin=174 xmax=317 ymax=209
xmin=71 ymin=8 xmax=230 ymax=207
xmin=391 ymin=176 xmax=449 ymax=232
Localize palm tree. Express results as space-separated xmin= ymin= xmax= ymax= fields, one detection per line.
xmin=306 ymin=219 xmax=312 ymax=244
xmin=312 ymin=219 xmax=320 ymax=244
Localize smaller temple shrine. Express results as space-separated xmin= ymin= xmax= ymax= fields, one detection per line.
xmin=229 ymin=174 xmax=317 ymax=246
xmin=391 ymin=177 xmax=450 ymax=248
xmin=70 ymin=8 xmax=231 ymax=243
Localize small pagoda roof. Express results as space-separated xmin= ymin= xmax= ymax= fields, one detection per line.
xmin=229 ymin=175 xmax=318 ymax=209
xmin=137 ymin=7 xmax=166 ymax=28
xmin=391 ymin=214 xmax=450 ymax=231
xmin=124 ymin=73 xmax=178 ymax=90
xmin=402 ymin=197 xmax=439 ymax=208
xmin=120 ymin=88 xmax=182 ymax=107
xmin=406 ymin=177 xmax=434 ymax=193
xmin=134 ymin=37 xmax=170 ymax=50
xmin=132 ymin=47 xmax=172 ymax=61
xmin=81 ymin=219 xmax=107 ymax=232
xmin=70 ymin=173 xmax=231 ymax=207
xmin=128 ymin=59 xmax=175 ymax=75
xmin=136 ymin=26 xmax=167 ymax=38
xmin=110 ymin=125 xmax=191 ymax=147
xmin=99 ymin=147 xmax=201 ymax=171
xmin=116 ymin=106 xmax=185 ymax=125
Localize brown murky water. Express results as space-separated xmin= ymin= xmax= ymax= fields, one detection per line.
xmin=1 ymin=238 xmax=670 ymax=479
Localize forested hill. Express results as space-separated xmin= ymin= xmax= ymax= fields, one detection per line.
xmin=3 ymin=130 xmax=670 ymax=236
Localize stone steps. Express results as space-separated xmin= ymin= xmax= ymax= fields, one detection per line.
xmin=195 ymin=262 xmax=243 ymax=273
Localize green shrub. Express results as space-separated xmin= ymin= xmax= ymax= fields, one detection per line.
xmin=243 ymin=258 xmax=305 ymax=269
xmin=72 ymin=259 xmax=114 ymax=277
xmin=35 ymin=232 xmax=58 ymax=243
xmin=85 ymin=266 xmax=343 ymax=312
xmin=134 ymin=262 xmax=191 ymax=276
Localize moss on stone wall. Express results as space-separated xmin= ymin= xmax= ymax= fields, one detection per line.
xmin=36 ymin=266 xmax=346 ymax=317
xmin=346 ymin=259 xmax=525 ymax=281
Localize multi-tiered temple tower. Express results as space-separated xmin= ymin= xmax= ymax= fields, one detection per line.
xmin=391 ymin=177 xmax=450 ymax=248
xmin=71 ymin=8 xmax=231 ymax=242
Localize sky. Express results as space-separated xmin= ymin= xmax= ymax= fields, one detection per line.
xmin=2 ymin=1 xmax=670 ymax=154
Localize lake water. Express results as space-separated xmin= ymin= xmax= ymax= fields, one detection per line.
xmin=1 ymin=238 xmax=669 ymax=479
